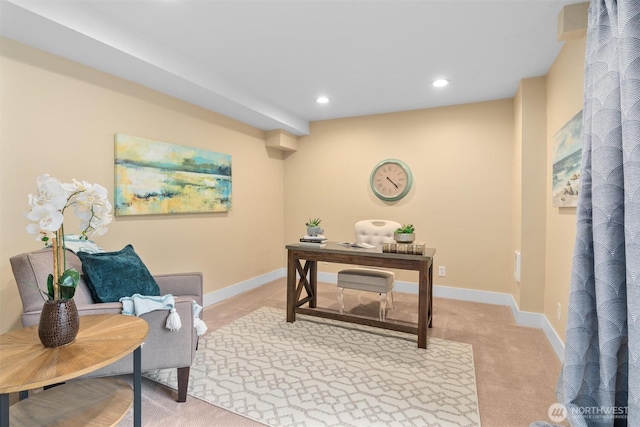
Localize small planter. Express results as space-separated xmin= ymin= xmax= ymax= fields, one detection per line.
xmin=38 ymin=298 xmax=80 ymax=348
xmin=394 ymin=233 xmax=415 ymax=244
xmin=307 ymin=226 xmax=324 ymax=236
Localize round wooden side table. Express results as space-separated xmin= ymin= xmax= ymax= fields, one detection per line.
xmin=0 ymin=314 xmax=148 ymax=427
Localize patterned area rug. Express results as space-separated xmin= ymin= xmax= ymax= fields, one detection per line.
xmin=144 ymin=307 xmax=480 ymax=426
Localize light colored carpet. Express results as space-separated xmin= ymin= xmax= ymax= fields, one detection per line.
xmin=144 ymin=307 xmax=480 ymax=427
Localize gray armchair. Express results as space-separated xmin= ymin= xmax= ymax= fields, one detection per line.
xmin=9 ymin=247 xmax=203 ymax=402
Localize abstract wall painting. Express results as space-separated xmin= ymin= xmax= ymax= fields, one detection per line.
xmin=552 ymin=110 xmax=583 ymax=208
xmin=114 ymin=134 xmax=231 ymax=216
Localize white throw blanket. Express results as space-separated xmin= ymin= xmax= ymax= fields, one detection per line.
xmin=46 ymin=234 xmax=104 ymax=254
xmin=120 ymin=294 xmax=208 ymax=336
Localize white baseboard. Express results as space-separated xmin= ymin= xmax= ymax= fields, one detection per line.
xmin=394 ymin=280 xmax=565 ymax=361
xmin=203 ymin=268 xmax=285 ymax=307
xmin=508 ymin=295 xmax=565 ymax=362
xmin=539 ymin=308 xmax=566 ymax=362
xmin=205 ymin=270 xmax=565 ymax=361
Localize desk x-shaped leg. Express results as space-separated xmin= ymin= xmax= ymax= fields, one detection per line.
xmin=294 ymin=259 xmax=316 ymax=308
xmin=287 ymin=253 xmax=317 ymax=323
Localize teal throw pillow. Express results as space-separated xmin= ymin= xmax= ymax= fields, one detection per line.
xmin=78 ymin=244 xmax=161 ymax=303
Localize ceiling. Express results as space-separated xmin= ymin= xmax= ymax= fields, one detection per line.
xmin=0 ymin=0 xmax=579 ymax=136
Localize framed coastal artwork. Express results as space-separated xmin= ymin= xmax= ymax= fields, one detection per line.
xmin=552 ymin=110 xmax=583 ymax=208
xmin=114 ymin=134 xmax=232 ymax=215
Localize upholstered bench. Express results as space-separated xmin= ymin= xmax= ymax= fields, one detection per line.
xmin=337 ymin=268 xmax=395 ymax=321
xmin=337 ymin=219 xmax=400 ymax=322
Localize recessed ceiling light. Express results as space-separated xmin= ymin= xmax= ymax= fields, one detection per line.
xmin=316 ymin=96 xmax=329 ymax=104
xmin=432 ymin=79 xmax=449 ymax=88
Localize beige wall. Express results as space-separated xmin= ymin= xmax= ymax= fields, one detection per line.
xmin=514 ymin=77 xmax=548 ymax=313
xmin=284 ymin=101 xmax=514 ymax=292
xmin=512 ymin=85 xmax=523 ymax=307
xmin=545 ymin=36 xmax=587 ymax=341
xmin=0 ymin=38 xmax=285 ymax=333
xmin=0 ymin=27 xmax=587 ymax=342
xmin=283 ymin=32 xmax=585 ymax=343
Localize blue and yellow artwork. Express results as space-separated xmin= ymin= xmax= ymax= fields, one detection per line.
xmin=552 ymin=110 xmax=583 ymax=208
xmin=114 ymin=134 xmax=231 ymax=215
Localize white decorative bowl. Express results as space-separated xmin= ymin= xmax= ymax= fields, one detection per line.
xmin=394 ymin=233 xmax=415 ymax=243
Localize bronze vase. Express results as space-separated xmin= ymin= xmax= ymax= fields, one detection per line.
xmin=38 ymin=298 xmax=80 ymax=348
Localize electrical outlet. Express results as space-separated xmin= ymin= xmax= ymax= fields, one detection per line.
xmin=438 ymin=266 xmax=446 ymax=277
xmin=557 ymin=303 xmax=562 ymax=320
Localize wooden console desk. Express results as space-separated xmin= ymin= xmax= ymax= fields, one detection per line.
xmin=0 ymin=314 xmax=148 ymax=427
xmin=286 ymin=242 xmax=435 ymax=349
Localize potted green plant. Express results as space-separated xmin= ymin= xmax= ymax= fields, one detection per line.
xmin=394 ymin=224 xmax=415 ymax=243
xmin=305 ymin=218 xmax=324 ymax=236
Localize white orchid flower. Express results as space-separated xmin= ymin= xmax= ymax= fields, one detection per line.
xmin=26 ymin=204 xmax=64 ymax=240
xmin=26 ymin=175 xmax=113 ymax=241
xmin=88 ymin=219 xmax=110 ymax=237
xmin=69 ymin=179 xmax=91 ymax=192
xmin=26 ymin=175 xmax=113 ymax=302
xmin=75 ymin=183 xmax=109 ymax=210
xmin=26 ymin=224 xmax=55 ymax=241
xmin=28 ymin=174 xmax=68 ymax=210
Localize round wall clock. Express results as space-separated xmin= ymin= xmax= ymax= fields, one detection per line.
xmin=370 ymin=159 xmax=413 ymax=201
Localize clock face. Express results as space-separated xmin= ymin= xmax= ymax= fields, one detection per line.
xmin=370 ymin=159 xmax=413 ymax=201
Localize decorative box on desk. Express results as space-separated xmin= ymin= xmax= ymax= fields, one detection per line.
xmin=382 ymin=242 xmax=426 ymax=255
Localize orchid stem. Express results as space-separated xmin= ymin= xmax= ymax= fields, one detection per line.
xmin=52 ymin=232 xmax=60 ymax=300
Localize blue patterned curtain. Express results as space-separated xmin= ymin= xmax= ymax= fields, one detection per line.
xmin=557 ymin=1 xmax=640 ymax=426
